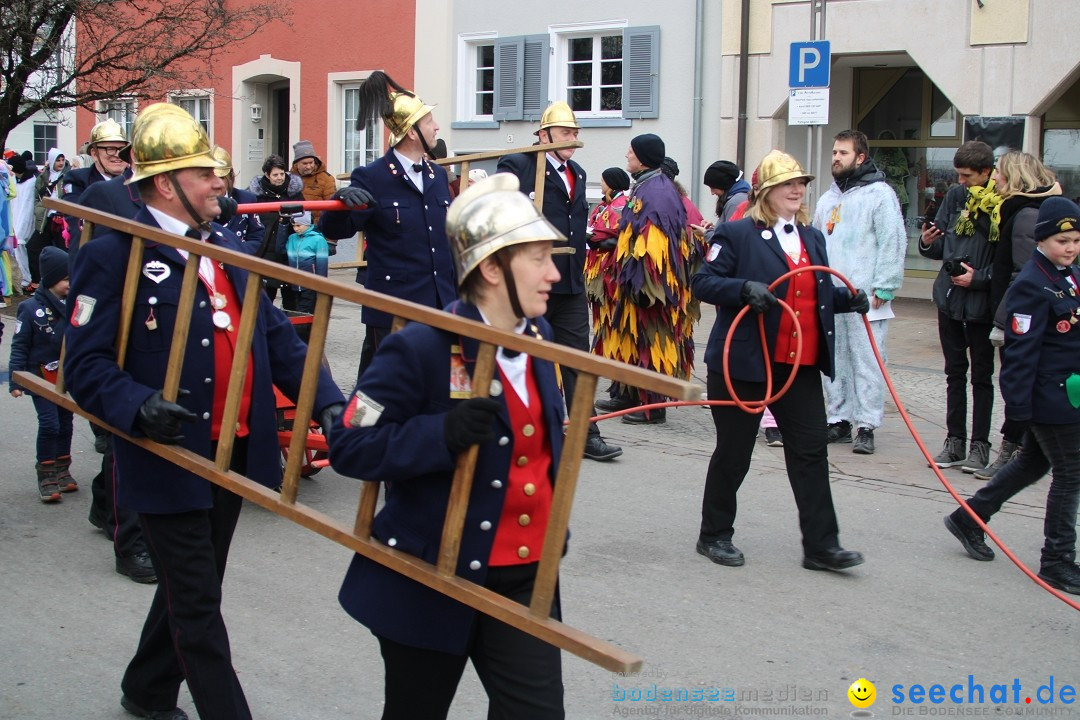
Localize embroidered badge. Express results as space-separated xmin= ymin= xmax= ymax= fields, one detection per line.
xmin=1057 ymin=320 xmax=1071 ymax=334
xmin=14 ymin=319 xmax=22 ymax=333
xmin=71 ymin=295 xmax=97 ymax=327
xmin=344 ymin=391 xmax=384 ymax=428
xmin=706 ymin=243 xmax=722 ymax=262
xmin=1011 ymin=313 xmax=1031 ymax=335
xmin=450 ymin=354 xmax=472 ymax=399
xmin=142 ymin=261 xmax=171 ymax=284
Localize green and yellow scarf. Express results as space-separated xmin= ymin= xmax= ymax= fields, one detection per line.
xmin=954 ymin=178 xmax=1004 ymax=243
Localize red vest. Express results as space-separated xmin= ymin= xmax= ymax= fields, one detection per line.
xmin=489 ymin=358 xmax=554 ymax=567
xmin=200 ymin=259 xmax=253 ymax=440
xmin=773 ymin=243 xmax=820 ymax=367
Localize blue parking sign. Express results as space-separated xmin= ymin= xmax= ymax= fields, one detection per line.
xmin=789 ymin=41 xmax=831 ymax=88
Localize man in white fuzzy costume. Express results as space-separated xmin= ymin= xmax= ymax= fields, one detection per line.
xmin=812 ymin=129 xmax=907 ymax=454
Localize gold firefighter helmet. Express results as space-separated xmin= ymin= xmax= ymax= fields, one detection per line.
xmin=534 ymin=101 xmax=580 ymax=135
xmin=386 ymin=92 xmax=434 ymax=147
xmin=125 ymin=103 xmax=225 ymax=184
xmin=446 ymin=174 xmax=568 ymax=284
xmin=88 ymin=118 xmax=126 ymax=147
xmin=211 ymin=146 xmax=234 ymax=178
xmin=754 ymin=150 xmax=814 ymax=194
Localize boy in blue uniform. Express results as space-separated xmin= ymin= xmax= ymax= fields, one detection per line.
xmin=944 ymin=196 xmax=1080 ymax=595
xmin=9 ymin=246 xmax=76 ymax=502
xmin=63 ymin=104 xmax=344 ymax=720
xmin=329 ymin=174 xmax=569 ymax=719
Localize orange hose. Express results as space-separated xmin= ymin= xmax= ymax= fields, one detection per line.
xmin=591 ymin=264 xmax=1080 ymax=611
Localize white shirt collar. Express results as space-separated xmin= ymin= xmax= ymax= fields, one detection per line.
xmin=147 ymin=205 xmax=202 ymax=239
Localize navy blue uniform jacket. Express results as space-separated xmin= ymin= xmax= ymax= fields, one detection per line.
xmin=1000 ymin=250 xmax=1080 ymax=424
xmin=63 ymin=208 xmax=344 ymax=513
xmin=8 ymin=286 xmax=67 ymax=393
xmin=691 ymin=217 xmax=854 ymax=382
xmin=496 ymin=153 xmax=587 ymax=296
xmin=63 ymin=164 xmax=109 ymax=246
xmin=67 ymin=168 xmax=141 ymax=271
xmin=318 ymin=150 xmax=456 ymax=329
xmin=329 ymin=301 xmax=566 ymax=654
xmin=224 ymin=187 xmax=264 ymax=255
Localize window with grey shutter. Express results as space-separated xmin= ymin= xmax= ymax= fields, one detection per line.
xmin=493 ymin=36 xmax=524 ymax=121
xmin=622 ymin=26 xmax=659 ymax=119
xmin=522 ymin=34 xmax=550 ymax=121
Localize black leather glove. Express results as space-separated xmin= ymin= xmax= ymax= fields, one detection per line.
xmin=444 ymin=397 xmax=501 ymax=455
xmin=849 ymin=289 xmax=870 ymax=315
xmin=333 ymin=185 xmax=374 ymax=209
xmin=216 ymin=195 xmax=238 ymax=224
xmin=319 ymin=402 xmax=346 ymax=439
xmin=741 ymin=281 xmax=779 ymax=314
xmin=136 ymin=389 xmax=199 ymax=444
xmin=597 ymin=238 xmax=617 ymax=251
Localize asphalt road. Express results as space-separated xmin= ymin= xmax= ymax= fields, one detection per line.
xmin=0 ymin=278 xmax=1075 ymax=720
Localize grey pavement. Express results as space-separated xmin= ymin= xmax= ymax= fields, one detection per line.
xmin=0 ymin=275 xmax=1075 ymax=720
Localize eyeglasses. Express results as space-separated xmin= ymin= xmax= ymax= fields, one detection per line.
xmin=95 ymin=145 xmax=126 ymax=157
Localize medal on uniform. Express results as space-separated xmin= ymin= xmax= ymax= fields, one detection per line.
xmin=213 ymin=310 xmax=231 ymax=329
xmin=213 ymin=292 xmax=227 ymax=310
xmin=1057 ymin=320 xmax=1071 ymax=333
xmin=142 ymin=260 xmax=171 ymax=284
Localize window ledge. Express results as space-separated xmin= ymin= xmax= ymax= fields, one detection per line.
xmin=451 ymin=120 xmax=500 ymax=129
xmin=578 ymin=118 xmax=633 ymax=128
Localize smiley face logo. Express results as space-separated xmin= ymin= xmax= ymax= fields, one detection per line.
xmin=848 ymin=678 xmax=876 ymax=708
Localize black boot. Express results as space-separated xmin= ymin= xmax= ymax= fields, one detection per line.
xmin=36 ymin=462 xmax=62 ymax=503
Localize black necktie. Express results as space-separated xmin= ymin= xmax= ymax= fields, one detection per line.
xmin=185 ymin=228 xmax=201 ymax=240
xmin=412 ymin=162 xmax=424 ymax=173
xmin=783 ymin=223 xmax=795 ymax=234
xmin=557 ymin=164 xmax=566 ymax=174
xmin=501 ymin=348 xmax=520 ymax=359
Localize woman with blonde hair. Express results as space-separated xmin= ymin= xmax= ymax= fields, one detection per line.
xmin=691 ymin=150 xmax=869 ymax=571
xmin=976 ymin=151 xmax=1062 ymax=480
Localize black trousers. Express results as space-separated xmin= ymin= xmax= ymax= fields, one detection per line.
xmin=938 ymin=312 xmax=995 ymax=443
xmin=544 ymin=292 xmax=599 ymax=438
xmin=964 ymin=422 xmax=1080 ymax=568
xmin=701 ymin=365 xmax=841 ymax=553
xmin=376 ymin=563 xmax=564 ymax=720
xmin=89 ymin=435 xmax=146 ymax=558
xmin=121 ymin=442 xmax=251 ymax=720
xmin=357 ymin=324 xmax=390 ymax=384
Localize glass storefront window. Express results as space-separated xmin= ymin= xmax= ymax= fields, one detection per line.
xmin=1043 ymin=129 xmax=1080 ymax=201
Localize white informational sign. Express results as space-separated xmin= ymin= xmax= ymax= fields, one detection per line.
xmin=788 ymin=88 xmax=830 ymax=126
xmin=247 ymin=139 xmax=265 ymax=162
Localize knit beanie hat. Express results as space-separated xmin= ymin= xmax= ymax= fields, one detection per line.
xmin=630 ymin=134 xmax=665 ymax=169
xmin=8 ymin=155 xmax=26 ymax=176
xmin=704 ymin=160 xmax=741 ymax=191
xmin=40 ymin=246 xmax=69 ymax=289
xmin=660 ymin=156 xmax=680 ymax=181
xmin=601 ymin=167 xmax=630 ymax=193
xmin=292 ymin=140 xmax=318 ymax=164
xmin=291 ymin=211 xmax=312 ymax=227
xmin=1035 ymin=196 xmax=1080 ymax=242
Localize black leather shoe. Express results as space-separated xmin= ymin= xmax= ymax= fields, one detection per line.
xmin=802 ymin=547 xmax=864 ymax=571
xmin=944 ymin=511 xmax=994 ymax=561
xmin=1038 ymin=563 xmax=1080 ymax=595
xmin=696 ymin=539 xmax=745 ymax=566
xmin=583 ymin=435 xmax=623 ymax=461
xmin=116 ymin=552 xmax=158 ymax=584
xmin=88 ymin=506 xmax=107 ymax=532
xmin=121 ymin=695 xmax=189 ymax=719
xmin=622 ymin=407 xmax=666 ymax=425
xmin=595 ymin=396 xmax=639 ymax=413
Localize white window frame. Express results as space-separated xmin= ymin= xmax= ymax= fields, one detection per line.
xmin=98 ymin=98 xmax=138 ymax=140
xmin=456 ymin=32 xmax=497 ymax=123
xmin=551 ymin=20 xmax=628 ymax=120
xmin=327 ymin=71 xmax=383 ymax=177
xmin=169 ymin=89 xmax=214 ymax=137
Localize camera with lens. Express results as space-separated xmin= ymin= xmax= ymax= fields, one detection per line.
xmin=942 ymin=255 xmax=972 ymax=277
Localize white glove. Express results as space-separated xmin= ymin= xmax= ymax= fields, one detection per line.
xmin=989 ymin=326 xmax=1005 ymax=348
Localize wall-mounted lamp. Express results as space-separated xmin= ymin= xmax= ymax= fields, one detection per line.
xmin=250 ymin=103 xmax=262 ymax=124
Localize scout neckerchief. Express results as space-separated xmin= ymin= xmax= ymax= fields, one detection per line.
xmin=955 ymin=178 xmax=1003 ymax=243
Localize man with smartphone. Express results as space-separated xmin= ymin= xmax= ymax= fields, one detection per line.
xmin=918 ymin=141 xmax=1002 ymax=471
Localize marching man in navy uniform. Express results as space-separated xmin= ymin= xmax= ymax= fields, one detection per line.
xmin=944 ymin=196 xmax=1080 ymax=595
xmin=497 ymin=101 xmax=622 ymax=462
xmin=319 ymin=71 xmax=457 ymax=381
xmin=329 ymin=174 xmax=569 ymax=719
xmin=63 ymin=103 xmax=345 ymax=720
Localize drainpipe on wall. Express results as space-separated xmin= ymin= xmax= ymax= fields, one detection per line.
xmin=736 ymin=0 xmax=750 ymax=170
xmin=691 ymin=0 xmax=705 ymax=208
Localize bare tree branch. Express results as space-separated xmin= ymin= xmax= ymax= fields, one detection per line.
xmin=0 ymin=0 xmax=291 ymax=148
